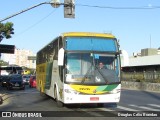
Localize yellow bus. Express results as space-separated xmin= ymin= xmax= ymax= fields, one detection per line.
xmin=36 ymin=32 xmax=121 ymax=107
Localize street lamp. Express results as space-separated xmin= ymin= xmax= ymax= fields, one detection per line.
xmin=0 ymin=0 xmax=75 ymax=22
xmin=50 ymin=0 xmax=61 ymax=8
xmin=0 ymin=2 xmax=50 ymax=22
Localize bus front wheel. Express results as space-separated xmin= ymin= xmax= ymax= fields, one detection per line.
xmin=54 ymin=87 xmax=63 ymax=107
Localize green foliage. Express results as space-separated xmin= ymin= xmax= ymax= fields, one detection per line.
xmin=154 ymin=79 xmax=160 ymax=83
xmin=121 ymin=72 xmax=160 ymax=83
xmin=0 ymin=60 xmax=9 ymax=66
xmin=0 ymin=22 xmax=14 ymax=42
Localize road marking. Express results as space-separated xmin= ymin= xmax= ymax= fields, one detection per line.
xmin=117 ymin=106 xmax=139 ymax=111
xmin=129 ymin=104 xmax=160 ymax=111
xmin=148 ymin=104 xmax=160 ymax=108
xmin=80 ymin=108 xmax=113 ymax=117
xmin=79 ymin=109 xmax=102 ymax=116
xmin=97 ymin=107 xmax=114 ymax=111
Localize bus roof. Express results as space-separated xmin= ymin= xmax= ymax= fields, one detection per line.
xmin=62 ymin=32 xmax=116 ymax=38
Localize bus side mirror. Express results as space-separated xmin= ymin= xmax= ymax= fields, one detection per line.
xmin=58 ymin=48 xmax=64 ymax=66
xmin=121 ymin=50 xmax=129 ymax=66
xmin=119 ymin=50 xmax=122 ymax=54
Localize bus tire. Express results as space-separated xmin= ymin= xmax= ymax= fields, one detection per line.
xmin=54 ymin=87 xmax=63 ymax=107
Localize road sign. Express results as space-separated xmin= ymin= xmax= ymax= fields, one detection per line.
xmin=28 ymin=56 xmax=36 ymax=60
xmin=0 ymin=44 xmax=15 ymax=54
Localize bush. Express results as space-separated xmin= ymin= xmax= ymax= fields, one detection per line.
xmin=154 ymin=79 xmax=160 ymax=83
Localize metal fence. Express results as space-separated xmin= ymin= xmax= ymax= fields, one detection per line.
xmin=121 ymin=71 xmax=160 ymax=83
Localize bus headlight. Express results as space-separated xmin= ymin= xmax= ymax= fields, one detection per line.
xmin=109 ymin=89 xmax=121 ymax=94
xmin=64 ymin=89 xmax=79 ymax=95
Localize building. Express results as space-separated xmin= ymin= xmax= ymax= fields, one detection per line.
xmin=2 ymin=48 xmax=36 ymax=69
xmin=121 ymin=48 xmax=160 ymax=72
xmin=121 ymin=48 xmax=160 ymax=82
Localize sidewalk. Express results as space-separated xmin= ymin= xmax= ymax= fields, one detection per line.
xmin=0 ymin=86 xmax=11 ymax=107
xmin=0 ymin=86 xmax=4 ymax=105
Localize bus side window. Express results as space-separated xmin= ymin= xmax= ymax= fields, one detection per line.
xmin=53 ymin=40 xmax=58 ymax=60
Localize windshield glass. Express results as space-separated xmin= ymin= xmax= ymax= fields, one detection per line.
xmin=66 ymin=37 xmax=118 ymax=52
xmin=10 ymin=75 xmax=23 ymax=81
xmin=65 ymin=53 xmax=120 ymax=85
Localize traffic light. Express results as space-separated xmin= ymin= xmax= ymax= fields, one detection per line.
xmin=64 ymin=0 xmax=75 ymax=18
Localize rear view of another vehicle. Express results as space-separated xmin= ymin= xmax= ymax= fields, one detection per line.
xmin=22 ymin=75 xmax=30 ymax=85
xmin=29 ymin=75 xmax=36 ymax=88
xmin=1 ymin=75 xmax=10 ymax=87
xmin=7 ymin=74 xmax=25 ymax=90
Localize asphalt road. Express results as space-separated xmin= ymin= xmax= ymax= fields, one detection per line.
xmin=0 ymin=85 xmax=160 ymax=119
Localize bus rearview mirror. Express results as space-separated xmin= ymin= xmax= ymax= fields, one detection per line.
xmin=58 ymin=48 xmax=64 ymax=66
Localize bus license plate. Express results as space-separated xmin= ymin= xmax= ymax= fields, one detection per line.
xmin=90 ymin=97 xmax=99 ymax=101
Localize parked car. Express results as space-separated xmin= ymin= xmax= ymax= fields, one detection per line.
xmin=6 ymin=74 xmax=25 ymax=90
xmin=1 ymin=75 xmax=10 ymax=87
xmin=29 ymin=75 xmax=36 ymax=88
xmin=22 ymin=75 xmax=30 ymax=85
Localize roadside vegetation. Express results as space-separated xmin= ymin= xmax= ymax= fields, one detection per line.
xmin=121 ymin=71 xmax=160 ymax=83
xmin=0 ymin=22 xmax=14 ymax=42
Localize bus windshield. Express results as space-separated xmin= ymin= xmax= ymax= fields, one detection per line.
xmin=65 ymin=53 xmax=120 ymax=85
xmin=66 ymin=37 xmax=118 ymax=52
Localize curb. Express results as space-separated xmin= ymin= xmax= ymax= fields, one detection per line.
xmin=0 ymin=91 xmax=12 ymax=109
xmin=0 ymin=87 xmax=10 ymax=106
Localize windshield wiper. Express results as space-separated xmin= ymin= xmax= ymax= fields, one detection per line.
xmin=95 ymin=66 xmax=109 ymax=84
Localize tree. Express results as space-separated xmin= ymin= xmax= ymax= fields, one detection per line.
xmin=0 ymin=60 xmax=9 ymax=66
xmin=0 ymin=22 xmax=14 ymax=42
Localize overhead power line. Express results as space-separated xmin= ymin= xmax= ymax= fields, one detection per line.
xmin=16 ymin=8 xmax=58 ymax=37
xmin=76 ymin=4 xmax=160 ymax=10
xmin=0 ymin=2 xmax=50 ymax=22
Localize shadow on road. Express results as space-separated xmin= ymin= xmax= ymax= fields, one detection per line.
xmin=65 ymin=103 xmax=117 ymax=109
xmin=142 ymin=91 xmax=160 ymax=100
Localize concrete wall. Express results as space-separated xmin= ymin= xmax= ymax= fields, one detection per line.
xmin=122 ymin=81 xmax=160 ymax=93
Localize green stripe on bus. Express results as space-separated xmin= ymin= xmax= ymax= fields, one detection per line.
xmin=96 ymin=84 xmax=119 ymax=92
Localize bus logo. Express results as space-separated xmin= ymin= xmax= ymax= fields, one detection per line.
xmin=93 ymin=89 xmax=97 ymax=93
xmin=79 ymin=88 xmax=90 ymax=91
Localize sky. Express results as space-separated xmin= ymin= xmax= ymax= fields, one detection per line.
xmin=0 ymin=0 xmax=160 ymax=56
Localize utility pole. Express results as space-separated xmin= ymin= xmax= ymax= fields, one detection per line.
xmin=0 ymin=0 xmax=75 ymax=22
xmin=150 ymin=35 xmax=152 ymax=48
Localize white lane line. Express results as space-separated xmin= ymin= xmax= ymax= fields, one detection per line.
xmin=79 ymin=109 xmax=104 ymax=117
xmin=117 ymin=106 xmax=139 ymax=111
xmin=129 ymin=104 xmax=160 ymax=111
xmin=148 ymin=104 xmax=160 ymax=108
xmin=97 ymin=107 xmax=114 ymax=111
